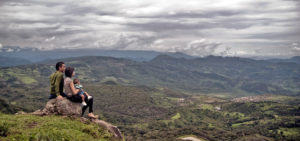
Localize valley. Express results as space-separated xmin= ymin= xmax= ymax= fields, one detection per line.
xmin=0 ymin=55 xmax=300 ymax=140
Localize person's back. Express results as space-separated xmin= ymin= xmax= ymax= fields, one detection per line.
xmin=49 ymin=62 xmax=66 ymax=99
xmin=64 ymin=76 xmax=73 ymax=98
xmin=50 ymin=71 xmax=64 ymax=94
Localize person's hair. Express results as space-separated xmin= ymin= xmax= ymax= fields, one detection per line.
xmin=65 ymin=67 xmax=74 ymax=78
xmin=73 ymin=78 xmax=79 ymax=84
xmin=56 ymin=62 xmax=65 ymax=71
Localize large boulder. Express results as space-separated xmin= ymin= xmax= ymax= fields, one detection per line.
xmin=33 ymin=98 xmax=82 ymax=116
xmin=29 ymin=98 xmax=123 ymax=140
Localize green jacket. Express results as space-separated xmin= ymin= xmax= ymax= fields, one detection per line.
xmin=50 ymin=71 xmax=64 ymax=96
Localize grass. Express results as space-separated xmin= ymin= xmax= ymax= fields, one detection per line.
xmin=231 ymin=121 xmax=255 ymax=128
xmin=18 ymin=75 xmax=37 ymax=84
xmin=231 ymin=123 xmax=241 ymax=128
xmin=0 ymin=113 xmax=114 ymax=141
xmin=132 ymin=123 xmax=148 ymax=129
xmin=277 ymin=128 xmax=300 ymax=137
xmin=5 ymin=69 xmax=37 ymax=84
xmin=199 ymin=104 xmax=214 ymax=110
xmin=156 ymin=112 xmax=182 ymax=126
xmin=171 ymin=113 xmax=181 ymax=120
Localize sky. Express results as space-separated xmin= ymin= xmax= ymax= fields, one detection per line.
xmin=0 ymin=0 xmax=299 ymax=58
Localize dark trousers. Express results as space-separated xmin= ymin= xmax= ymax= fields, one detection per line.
xmin=68 ymin=93 xmax=94 ymax=116
xmin=48 ymin=93 xmax=67 ymax=99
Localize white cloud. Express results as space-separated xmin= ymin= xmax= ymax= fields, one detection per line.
xmin=6 ymin=48 xmax=14 ymax=52
xmin=293 ymin=47 xmax=300 ymax=51
xmin=153 ymin=38 xmax=224 ymax=57
xmin=45 ymin=36 xmax=56 ymax=42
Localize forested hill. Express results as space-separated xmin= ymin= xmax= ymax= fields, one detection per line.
xmin=1 ymin=54 xmax=299 ymax=96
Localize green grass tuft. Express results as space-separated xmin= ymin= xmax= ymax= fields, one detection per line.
xmin=0 ymin=113 xmax=113 ymax=141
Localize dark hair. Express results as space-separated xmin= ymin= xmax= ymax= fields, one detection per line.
xmin=65 ymin=67 xmax=74 ymax=78
xmin=56 ymin=62 xmax=65 ymax=71
xmin=73 ymin=78 xmax=79 ymax=84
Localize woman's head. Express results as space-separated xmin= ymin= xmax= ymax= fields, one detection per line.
xmin=65 ymin=67 xmax=75 ymax=78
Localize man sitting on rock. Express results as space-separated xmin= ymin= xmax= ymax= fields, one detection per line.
xmin=49 ymin=61 xmax=66 ymax=100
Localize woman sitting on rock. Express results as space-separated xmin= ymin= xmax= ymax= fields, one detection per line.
xmin=64 ymin=66 xmax=98 ymax=119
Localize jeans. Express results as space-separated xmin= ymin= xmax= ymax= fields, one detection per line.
xmin=77 ymin=90 xmax=85 ymax=97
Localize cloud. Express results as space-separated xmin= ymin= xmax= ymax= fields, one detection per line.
xmin=0 ymin=0 xmax=299 ymax=58
xmin=6 ymin=48 xmax=14 ymax=52
xmin=291 ymin=42 xmax=300 ymax=51
xmin=93 ymin=32 xmax=158 ymax=50
xmin=219 ymin=47 xmax=234 ymax=56
xmin=45 ymin=36 xmax=56 ymax=42
xmin=184 ymin=39 xmax=221 ymax=57
xmin=155 ymin=38 xmax=224 ymax=57
xmin=293 ymin=47 xmax=300 ymax=51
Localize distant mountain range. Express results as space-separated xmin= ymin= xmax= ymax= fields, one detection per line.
xmin=1 ymin=54 xmax=299 ymax=96
xmin=267 ymin=56 xmax=300 ymax=64
xmin=1 ymin=48 xmax=299 ymax=68
xmin=0 ymin=48 xmax=195 ymax=67
xmin=0 ymin=56 xmax=32 ymax=67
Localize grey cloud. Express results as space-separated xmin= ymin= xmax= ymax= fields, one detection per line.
xmin=126 ymin=20 xmax=254 ymax=33
xmin=94 ymin=33 xmax=159 ymax=50
xmin=166 ymin=39 xmax=223 ymax=57
xmin=245 ymin=30 xmax=300 ymax=40
xmin=130 ymin=9 xmax=246 ymax=19
xmin=0 ymin=0 xmax=299 ymax=58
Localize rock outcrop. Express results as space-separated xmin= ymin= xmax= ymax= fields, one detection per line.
xmin=28 ymin=98 xmax=123 ymax=140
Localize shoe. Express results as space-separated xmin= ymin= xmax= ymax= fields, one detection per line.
xmin=81 ymin=101 xmax=87 ymax=106
xmin=88 ymin=96 xmax=93 ymax=100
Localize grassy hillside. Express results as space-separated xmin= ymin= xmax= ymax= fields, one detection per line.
xmin=0 ymin=113 xmax=114 ymax=141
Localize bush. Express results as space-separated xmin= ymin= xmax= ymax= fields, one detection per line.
xmin=0 ymin=122 xmax=9 ymax=137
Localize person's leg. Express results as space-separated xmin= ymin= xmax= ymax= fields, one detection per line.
xmin=81 ymin=93 xmax=89 ymax=116
xmin=85 ymin=92 xmax=93 ymax=100
xmin=78 ymin=91 xmax=87 ymax=106
xmin=60 ymin=92 xmax=67 ymax=97
xmin=80 ymin=94 xmax=85 ymax=101
xmin=68 ymin=95 xmax=87 ymax=117
xmin=82 ymin=93 xmax=96 ymax=118
xmin=88 ymin=97 xmax=93 ymax=113
xmin=48 ymin=94 xmax=57 ymax=99
xmin=82 ymin=105 xmax=88 ymax=116
xmin=83 ymin=91 xmax=89 ymax=96
xmin=70 ymin=94 xmax=82 ymax=103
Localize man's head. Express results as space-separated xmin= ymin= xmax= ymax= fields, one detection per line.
xmin=56 ymin=62 xmax=66 ymax=72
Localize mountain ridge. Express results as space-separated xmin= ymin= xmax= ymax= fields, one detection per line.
xmin=1 ymin=54 xmax=299 ymax=96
